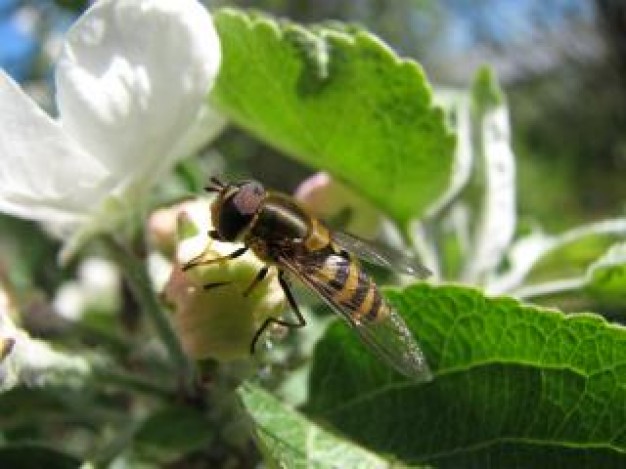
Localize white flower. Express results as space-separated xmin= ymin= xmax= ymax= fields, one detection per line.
xmin=0 ymin=0 xmax=224 ymax=250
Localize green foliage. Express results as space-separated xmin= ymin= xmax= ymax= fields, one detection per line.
xmin=586 ymin=243 xmax=626 ymax=307
xmin=0 ymin=445 xmax=80 ymax=469
xmin=238 ymin=382 xmax=395 ymax=468
xmin=471 ymin=66 xmax=503 ymax=111
xmin=527 ymin=227 xmax=625 ymax=283
xmin=134 ymin=405 xmax=214 ymax=463
xmin=305 ymin=283 xmax=626 ymax=466
xmin=2 ymin=5 xmax=626 ymax=469
xmin=211 ymin=9 xmax=456 ymax=226
xmin=0 ymin=214 xmax=65 ymax=295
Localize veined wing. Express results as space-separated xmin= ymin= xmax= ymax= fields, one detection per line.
xmin=332 ymin=231 xmax=431 ymax=278
xmin=278 ymin=251 xmax=432 ymax=382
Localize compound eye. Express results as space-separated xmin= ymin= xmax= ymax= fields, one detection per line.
xmin=217 ymin=196 xmax=253 ymax=241
xmin=233 ymin=182 xmax=265 ymax=215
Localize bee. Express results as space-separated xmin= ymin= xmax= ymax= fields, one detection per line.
xmin=184 ymin=177 xmax=432 ymax=381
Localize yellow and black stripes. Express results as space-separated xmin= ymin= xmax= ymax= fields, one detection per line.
xmin=338 ymin=263 xmax=389 ymax=323
xmin=309 ymin=247 xmax=389 ymax=324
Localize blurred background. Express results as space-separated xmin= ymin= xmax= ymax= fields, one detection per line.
xmin=1 ymin=0 xmax=625 ymax=290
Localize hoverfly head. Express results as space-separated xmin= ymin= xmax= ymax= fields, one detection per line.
xmin=207 ymin=178 xmax=266 ymax=242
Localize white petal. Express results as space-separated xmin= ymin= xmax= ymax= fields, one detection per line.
xmin=55 ymin=0 xmax=221 ymax=191
xmin=169 ymin=102 xmax=227 ymax=167
xmin=0 ymin=71 xmax=109 ymax=229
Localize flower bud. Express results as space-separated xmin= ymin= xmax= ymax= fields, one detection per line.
xmin=148 ymin=205 xmax=182 ymax=257
xmin=165 ymin=199 xmax=285 ymax=362
xmin=295 ymin=172 xmax=381 ymax=238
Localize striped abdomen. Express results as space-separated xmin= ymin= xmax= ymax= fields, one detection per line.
xmin=303 ymin=220 xmax=391 ymax=324
xmin=322 ymin=252 xmax=390 ymax=323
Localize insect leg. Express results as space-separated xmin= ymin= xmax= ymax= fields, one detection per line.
xmin=182 ymin=246 xmax=248 ymax=271
xmin=205 ymin=177 xmax=225 ymax=192
xmin=249 ymin=270 xmax=307 ymax=354
xmin=243 ymin=266 xmax=269 ymax=297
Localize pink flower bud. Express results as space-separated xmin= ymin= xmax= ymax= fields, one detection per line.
xmin=295 ymin=172 xmax=381 ymax=238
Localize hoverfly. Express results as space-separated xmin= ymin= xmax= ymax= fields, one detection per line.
xmin=183 ymin=177 xmax=432 ymax=381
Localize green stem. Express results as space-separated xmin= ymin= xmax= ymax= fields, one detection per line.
xmin=92 ymin=418 xmax=142 ymax=466
xmin=100 ymin=235 xmax=195 ymax=392
xmin=95 ymin=367 xmax=175 ymax=399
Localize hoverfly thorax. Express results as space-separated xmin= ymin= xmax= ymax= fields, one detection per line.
xmin=207 ymin=178 xmax=266 ymax=242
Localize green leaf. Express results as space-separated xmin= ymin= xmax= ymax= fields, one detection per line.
xmin=529 ymin=220 xmax=626 ymax=283
xmin=212 ymin=9 xmax=456 ymax=225
xmin=471 ymin=67 xmax=503 ymax=112
xmin=305 ymin=283 xmax=626 ymax=466
xmin=585 ymin=243 xmax=626 ymax=306
xmin=134 ymin=405 xmax=214 ymax=462
xmin=54 ymin=0 xmax=89 ymax=12
xmin=238 ymin=382 xmax=396 ymax=468
xmin=0 ymin=444 xmax=80 ymax=469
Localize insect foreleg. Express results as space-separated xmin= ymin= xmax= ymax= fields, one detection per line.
xmin=182 ymin=246 xmax=248 ymax=271
xmin=249 ymin=270 xmax=306 ymax=354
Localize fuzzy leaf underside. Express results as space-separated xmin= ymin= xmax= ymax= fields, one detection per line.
xmin=238 ymin=383 xmax=396 ymax=468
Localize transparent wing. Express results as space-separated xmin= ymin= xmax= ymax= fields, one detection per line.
xmin=332 ymin=231 xmax=431 ymax=278
xmin=278 ymin=252 xmax=432 ymax=382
